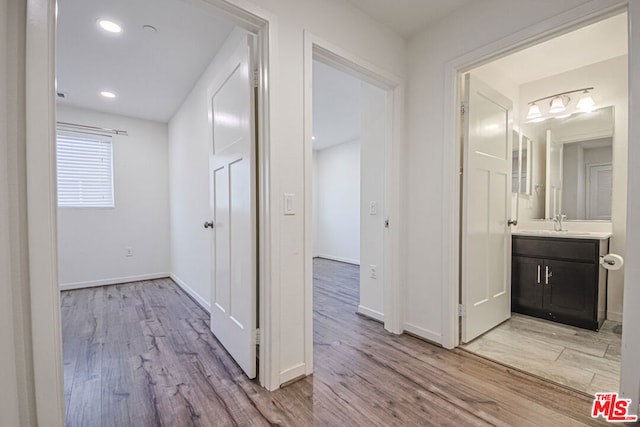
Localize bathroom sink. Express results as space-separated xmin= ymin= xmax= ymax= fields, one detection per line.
xmin=512 ymin=229 xmax=612 ymax=239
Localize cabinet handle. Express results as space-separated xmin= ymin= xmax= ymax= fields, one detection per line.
xmin=537 ymin=265 xmax=541 ymax=284
xmin=545 ymin=265 xmax=552 ymax=285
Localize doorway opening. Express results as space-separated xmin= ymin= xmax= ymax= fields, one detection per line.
xmin=311 ymin=58 xmax=387 ymax=324
xmin=55 ymin=0 xmax=271 ymax=421
xmin=457 ymin=12 xmax=627 ymax=396
xmin=303 ymin=38 xmax=402 ymax=377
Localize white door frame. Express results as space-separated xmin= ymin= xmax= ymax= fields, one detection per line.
xmin=25 ymin=0 xmax=277 ymax=424
xmin=441 ymin=0 xmax=639 ymax=403
xmin=302 ymin=32 xmax=405 ymax=374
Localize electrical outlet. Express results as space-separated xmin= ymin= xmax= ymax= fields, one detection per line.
xmin=369 ymin=264 xmax=377 ymax=279
xmin=125 ymin=247 xmax=133 ymax=257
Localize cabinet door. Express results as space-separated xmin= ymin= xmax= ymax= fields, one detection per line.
xmin=543 ymin=260 xmax=596 ymax=321
xmin=511 ymin=256 xmax=543 ymax=312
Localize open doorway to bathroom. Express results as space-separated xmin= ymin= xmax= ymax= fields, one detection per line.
xmin=458 ymin=12 xmax=627 ymax=396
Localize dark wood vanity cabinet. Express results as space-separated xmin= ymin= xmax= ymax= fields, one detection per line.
xmin=511 ymin=235 xmax=608 ymax=330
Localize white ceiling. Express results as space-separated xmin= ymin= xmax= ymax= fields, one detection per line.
xmin=312 ymin=60 xmax=362 ymax=151
xmin=346 ymin=0 xmax=474 ymax=38
xmin=56 ymin=0 xmax=235 ymax=122
xmin=474 ymin=13 xmax=628 ymax=85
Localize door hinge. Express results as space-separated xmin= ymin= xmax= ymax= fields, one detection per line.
xmin=458 ymin=304 xmax=466 ymax=317
xmin=461 ymin=103 xmax=467 ymax=115
xmin=255 ymin=328 xmax=260 ymax=345
xmin=253 ymin=69 xmax=259 ymax=88
xmin=385 ymin=217 xmax=390 ymax=229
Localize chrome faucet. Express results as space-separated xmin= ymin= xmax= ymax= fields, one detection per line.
xmin=553 ymin=214 xmax=567 ymax=231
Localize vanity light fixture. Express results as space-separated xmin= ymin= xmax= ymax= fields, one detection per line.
xmin=526 ymin=87 xmax=595 ymax=122
xmin=97 ymin=19 xmax=122 ymax=34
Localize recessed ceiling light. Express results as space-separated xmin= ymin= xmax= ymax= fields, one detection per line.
xmin=100 ymin=91 xmax=117 ymax=99
xmin=142 ymin=25 xmax=158 ymax=34
xmin=312 ymin=136 xmax=316 ymax=140
xmin=97 ymin=19 xmax=122 ymax=34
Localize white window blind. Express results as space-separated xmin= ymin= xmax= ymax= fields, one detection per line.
xmin=56 ymin=133 xmax=114 ymax=208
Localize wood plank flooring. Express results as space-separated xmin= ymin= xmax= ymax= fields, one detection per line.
xmin=62 ymin=258 xmax=608 ymax=426
xmin=461 ymin=313 xmax=622 ymax=396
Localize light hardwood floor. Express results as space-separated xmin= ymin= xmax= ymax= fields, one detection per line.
xmin=461 ymin=313 xmax=622 ymax=396
xmin=61 ymin=258 xmax=608 ymax=425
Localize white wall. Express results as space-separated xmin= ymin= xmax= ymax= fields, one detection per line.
xmin=519 ymin=55 xmax=627 ymax=321
xmin=56 ymin=106 xmax=170 ymax=289
xmin=359 ymin=81 xmax=387 ymax=321
xmin=314 ymin=140 xmax=361 ymax=264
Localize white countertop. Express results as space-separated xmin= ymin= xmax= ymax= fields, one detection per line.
xmin=512 ymin=229 xmax=612 ymax=240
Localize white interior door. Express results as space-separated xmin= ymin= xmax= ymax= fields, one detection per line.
xmin=208 ymin=35 xmax=257 ymax=378
xmin=461 ymin=73 xmax=513 ymax=343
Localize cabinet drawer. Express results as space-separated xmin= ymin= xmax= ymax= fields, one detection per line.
xmin=512 ymin=236 xmax=597 ymax=263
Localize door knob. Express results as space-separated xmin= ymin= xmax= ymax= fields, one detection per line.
xmin=508 ymin=219 xmax=518 ymax=226
xmin=204 ymin=221 xmax=214 ymax=229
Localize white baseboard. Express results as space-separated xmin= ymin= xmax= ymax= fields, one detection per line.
xmin=357 ymin=305 xmax=384 ymax=322
xmin=607 ymin=311 xmax=623 ymax=322
xmin=403 ymin=322 xmax=442 ymax=345
xmin=280 ymin=363 xmax=306 ymax=385
xmin=59 ymin=272 xmax=169 ymax=291
xmin=170 ymin=273 xmax=211 ymax=313
xmin=316 ymin=254 xmax=360 ymax=265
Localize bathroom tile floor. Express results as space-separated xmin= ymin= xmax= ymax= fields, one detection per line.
xmin=461 ymin=313 xmax=621 ymax=396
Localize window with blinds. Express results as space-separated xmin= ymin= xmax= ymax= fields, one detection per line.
xmin=56 ymin=133 xmax=114 ymax=208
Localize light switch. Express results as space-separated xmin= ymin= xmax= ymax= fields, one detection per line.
xmin=369 ymin=201 xmax=377 ymax=215
xmin=284 ymin=193 xmax=295 ymax=215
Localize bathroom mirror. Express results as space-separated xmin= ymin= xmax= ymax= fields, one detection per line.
xmin=520 ymin=106 xmax=614 ymax=220
xmin=511 ymin=131 xmax=532 ymax=195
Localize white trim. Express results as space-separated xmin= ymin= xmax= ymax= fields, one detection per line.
xmin=59 ymin=273 xmax=170 ymax=291
xmin=441 ymin=0 xmax=628 ymax=351
xmin=403 ymin=322 xmax=442 ymax=345
xmin=25 ymin=0 xmax=66 ymax=425
xmin=315 ymin=254 xmax=360 ymax=266
xmin=279 ymin=363 xmax=306 ymax=385
xmin=170 ymin=273 xmax=212 ymax=313
xmin=608 ymin=311 xmax=623 ymax=323
xmin=357 ymin=305 xmax=384 ymax=322
xmin=303 ymin=31 xmax=405 ymax=377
